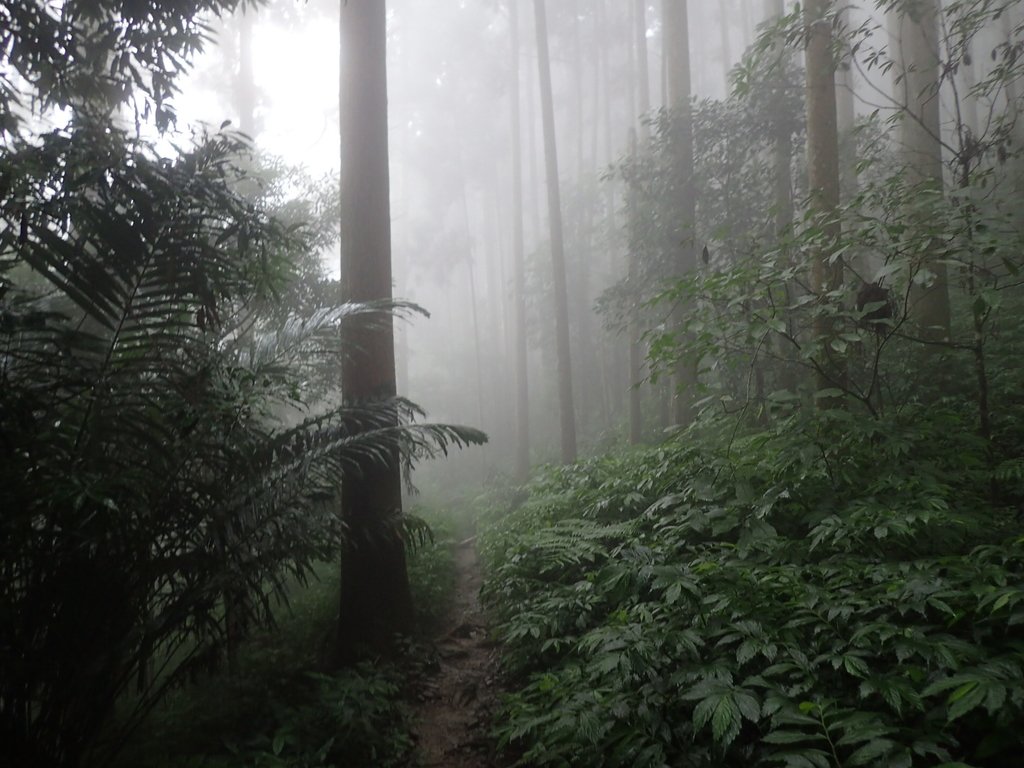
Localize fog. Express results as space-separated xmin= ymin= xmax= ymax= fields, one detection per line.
xmin=170 ymin=0 xmax=1015 ymax=490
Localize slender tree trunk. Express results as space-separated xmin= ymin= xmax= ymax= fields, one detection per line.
xmin=719 ymin=0 xmax=733 ymax=83
xmin=525 ymin=20 xmax=543 ymax=253
xmin=635 ymin=0 xmax=652 ymax=135
xmin=571 ymin=5 xmax=604 ymax=439
xmin=739 ymin=0 xmax=754 ymax=51
xmin=336 ymin=0 xmax=413 ymax=664
xmin=511 ymin=0 xmax=530 ymax=480
xmin=664 ymin=0 xmax=698 ymax=425
xmin=959 ymin=38 xmax=980 ymax=138
xmin=660 ymin=10 xmax=669 ymax=107
xmin=534 ymin=0 xmax=578 ymax=463
xmin=598 ymin=0 xmax=631 ymax=432
xmin=641 ymin=2 xmax=672 ymax=426
xmin=1003 ymin=8 xmax=1021 ymax=136
xmin=627 ymin=127 xmax=644 ymax=444
xmin=804 ymin=0 xmax=846 ymax=403
xmin=490 ymin=182 xmax=517 ymax=450
xmin=590 ymin=6 xmax=601 ymax=175
xmin=770 ymin=0 xmax=799 ymax=397
xmin=771 ymin=0 xmax=794 ymax=236
xmin=625 ymin=3 xmax=645 ymax=441
xmin=891 ymin=0 xmax=951 ymax=341
xmin=588 ymin=2 xmax=614 ymax=433
xmin=573 ymin=0 xmax=586 ymax=184
xmin=628 ymin=325 xmax=644 ymax=442
xmin=1000 ymin=7 xmax=1024 ymax=235
xmin=835 ymin=6 xmax=858 ymax=202
xmin=459 ymin=179 xmax=487 ymax=448
xmin=628 ymin=0 xmax=638 ymax=131
xmin=237 ymin=8 xmax=256 ymax=136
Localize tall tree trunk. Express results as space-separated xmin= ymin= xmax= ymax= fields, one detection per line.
xmin=958 ymin=38 xmax=980 ymax=139
xmin=835 ymin=6 xmax=858 ymax=202
xmin=511 ymin=2 xmax=530 ymax=480
xmin=573 ymin=0 xmax=586 ymax=184
xmin=489 ymin=181 xmax=517 ymax=450
xmin=718 ymin=0 xmax=734 ymax=83
xmin=640 ymin=1 xmax=670 ymax=426
xmin=771 ymin=0 xmax=794 ymax=236
xmin=533 ymin=0 xmax=578 ymax=464
xmin=237 ymin=7 xmax=257 ymax=136
xmin=598 ymin=0 xmax=631 ymax=433
xmin=570 ymin=4 xmax=604 ymax=440
xmin=664 ymin=0 xmax=698 ymax=425
xmin=770 ymin=0 xmax=799 ymax=397
xmin=804 ymin=0 xmax=846 ymax=402
xmin=627 ymin=128 xmax=644 ymax=445
xmin=525 ymin=19 xmax=543 ymax=253
xmin=336 ymin=0 xmax=413 ymax=664
xmin=628 ymin=0 xmax=638 ymax=128
xmin=460 ymin=180 xmax=487 ymax=479
xmin=660 ymin=6 xmax=669 ymax=107
xmin=1003 ymin=7 xmax=1021 ymax=139
xmin=739 ymin=0 xmax=754 ymax=51
xmin=891 ymin=0 xmax=951 ymax=341
xmin=625 ymin=3 xmax=645 ymax=442
xmin=634 ymin=0 xmax=652 ymax=135
xmin=589 ymin=1 xmax=614 ymax=433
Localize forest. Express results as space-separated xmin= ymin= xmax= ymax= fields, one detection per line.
xmin=2 ymin=0 xmax=1023 ymax=766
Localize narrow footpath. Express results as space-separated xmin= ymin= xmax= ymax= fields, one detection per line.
xmin=411 ymin=537 xmax=504 ymax=767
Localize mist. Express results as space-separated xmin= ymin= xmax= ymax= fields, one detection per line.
xmin=170 ymin=1 xmax=803 ymax=492
xmin=5 ymin=1 xmax=1024 ymax=764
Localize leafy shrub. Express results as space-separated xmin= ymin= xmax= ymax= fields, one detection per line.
xmin=222 ymin=667 xmax=413 ymax=768
xmin=0 ymin=120 xmax=482 ymax=765
xmin=407 ymin=507 xmax=459 ymax=629
xmin=482 ymin=409 xmax=1024 ymax=767
xmin=107 ymin=549 xmax=449 ymax=768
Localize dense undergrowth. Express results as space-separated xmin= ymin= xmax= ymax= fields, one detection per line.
xmin=104 ymin=509 xmax=458 ymax=768
xmin=481 ymin=408 xmax=1024 ymax=767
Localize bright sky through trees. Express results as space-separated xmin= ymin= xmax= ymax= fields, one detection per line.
xmin=180 ymin=14 xmax=340 ymax=172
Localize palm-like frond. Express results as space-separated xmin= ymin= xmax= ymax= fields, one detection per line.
xmin=0 ymin=122 xmax=484 ymax=766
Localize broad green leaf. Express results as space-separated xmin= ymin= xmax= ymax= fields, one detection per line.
xmin=711 ymin=695 xmax=741 ymax=745
xmin=848 ymin=739 xmax=896 ymax=765
xmin=763 ymin=729 xmax=819 ymax=745
xmin=947 ymin=682 xmax=986 ymax=721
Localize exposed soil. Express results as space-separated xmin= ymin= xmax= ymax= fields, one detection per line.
xmin=411 ymin=537 xmax=505 ymax=767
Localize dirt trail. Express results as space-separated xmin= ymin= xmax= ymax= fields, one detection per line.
xmin=411 ymin=538 xmax=504 ymax=767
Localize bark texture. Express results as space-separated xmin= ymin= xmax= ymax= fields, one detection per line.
xmin=664 ymin=0 xmax=699 ymax=425
xmin=533 ymin=0 xmax=578 ymax=464
xmin=510 ymin=0 xmax=530 ymax=480
xmin=804 ymin=0 xmax=846 ymax=400
xmin=336 ymin=0 xmax=413 ymax=663
xmin=891 ymin=0 xmax=951 ymax=340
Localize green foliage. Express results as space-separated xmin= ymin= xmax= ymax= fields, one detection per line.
xmin=110 ymin=567 xmax=418 ymax=768
xmin=107 ymin=507 xmax=466 ymax=768
xmin=599 ymin=28 xmax=806 ymax=339
xmin=0 ymin=3 xmax=485 ymax=764
xmin=407 ymin=507 xmax=459 ymax=630
xmin=610 ymin=0 xmax=1024 ymax=427
xmin=0 ymin=0 xmax=253 ymax=131
xmin=227 ymin=669 xmax=412 ymax=768
xmin=497 ymin=5 xmax=1024 ymax=765
xmin=482 ymin=408 xmax=1024 ymax=767
xmin=0 ymin=118 xmax=484 ymax=765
